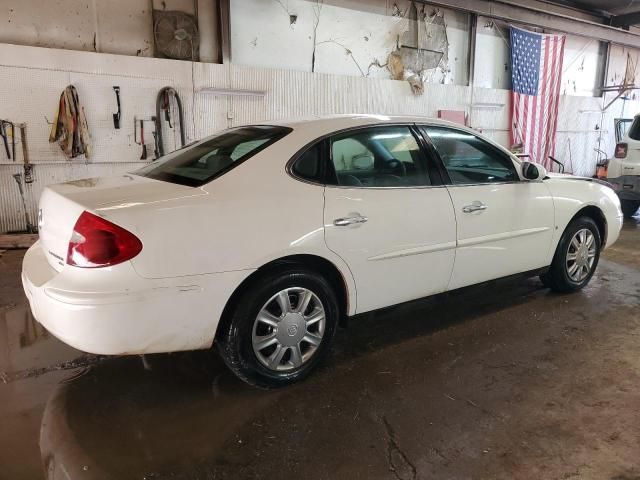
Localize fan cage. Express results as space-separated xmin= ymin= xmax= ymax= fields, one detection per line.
xmin=152 ymin=10 xmax=200 ymax=61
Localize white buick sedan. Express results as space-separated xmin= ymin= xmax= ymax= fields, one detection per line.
xmin=22 ymin=115 xmax=623 ymax=387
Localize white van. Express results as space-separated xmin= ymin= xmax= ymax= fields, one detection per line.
xmin=608 ymin=115 xmax=640 ymax=218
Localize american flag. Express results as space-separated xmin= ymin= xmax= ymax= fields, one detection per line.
xmin=510 ymin=27 xmax=565 ymax=170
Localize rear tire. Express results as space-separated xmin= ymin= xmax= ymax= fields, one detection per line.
xmin=216 ymin=268 xmax=339 ymax=388
xmin=621 ymin=200 xmax=640 ymax=219
xmin=540 ymin=216 xmax=601 ymax=293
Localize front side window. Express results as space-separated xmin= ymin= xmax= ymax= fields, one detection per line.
xmin=328 ymin=126 xmax=429 ymax=187
xmin=423 ymin=127 xmax=518 ymax=185
xmin=134 ymin=125 xmax=291 ymax=187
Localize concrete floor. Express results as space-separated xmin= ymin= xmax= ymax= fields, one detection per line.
xmin=1 ymin=218 xmax=639 ymax=480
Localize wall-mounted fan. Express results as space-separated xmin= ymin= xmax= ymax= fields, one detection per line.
xmin=153 ymin=10 xmax=200 ymax=61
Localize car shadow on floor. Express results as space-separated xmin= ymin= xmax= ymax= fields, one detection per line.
xmin=39 ymin=273 xmax=554 ymax=479
xmin=333 ymin=273 xmax=547 ymax=360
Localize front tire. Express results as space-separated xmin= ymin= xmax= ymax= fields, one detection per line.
xmin=541 ymin=216 xmax=601 ymax=293
xmin=621 ymin=200 xmax=640 ymax=219
xmin=216 ymin=268 xmax=339 ymax=388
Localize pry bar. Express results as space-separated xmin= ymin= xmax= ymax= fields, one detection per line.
xmin=0 ymin=121 xmax=10 ymax=160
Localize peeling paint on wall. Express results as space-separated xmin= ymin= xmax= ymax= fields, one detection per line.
xmin=231 ymin=0 xmax=470 ymax=87
xmin=394 ymin=3 xmax=451 ymax=94
xmin=604 ymin=44 xmax=640 ymax=119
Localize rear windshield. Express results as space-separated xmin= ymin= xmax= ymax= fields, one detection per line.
xmin=628 ymin=117 xmax=640 ymax=141
xmin=134 ymin=125 xmax=292 ymax=187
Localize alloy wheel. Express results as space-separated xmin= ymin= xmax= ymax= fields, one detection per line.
xmin=565 ymin=228 xmax=596 ymax=282
xmin=251 ymin=287 xmax=326 ymax=372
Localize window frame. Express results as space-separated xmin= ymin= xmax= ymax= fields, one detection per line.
xmin=287 ymin=123 xmax=443 ymax=189
xmin=134 ymin=125 xmax=292 ymax=187
xmin=418 ymin=124 xmax=523 ymax=187
xmin=288 ymin=138 xmax=330 ymax=185
xmin=626 ymin=116 xmax=640 ymax=142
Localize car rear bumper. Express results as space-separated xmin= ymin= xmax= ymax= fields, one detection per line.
xmin=21 ymin=241 xmax=252 ymax=355
xmin=608 ymin=175 xmax=640 ymax=201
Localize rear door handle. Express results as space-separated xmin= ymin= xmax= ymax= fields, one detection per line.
xmin=462 ymin=201 xmax=488 ymax=213
xmin=334 ymin=214 xmax=368 ymax=226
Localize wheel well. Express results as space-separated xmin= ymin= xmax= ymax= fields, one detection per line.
xmin=571 ymin=206 xmax=607 ymax=247
xmin=216 ymin=255 xmax=350 ymax=341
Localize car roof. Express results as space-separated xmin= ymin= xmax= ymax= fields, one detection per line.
xmin=266 ymin=114 xmax=467 ymax=131
xmin=232 ymin=114 xmax=517 ymax=162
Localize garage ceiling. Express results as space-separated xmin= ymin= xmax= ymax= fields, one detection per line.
xmin=544 ymin=0 xmax=640 ymax=28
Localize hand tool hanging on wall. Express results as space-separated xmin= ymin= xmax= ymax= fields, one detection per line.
xmin=20 ymin=123 xmax=33 ymax=184
xmin=0 ymin=119 xmax=15 ymax=161
xmin=139 ymin=119 xmax=148 ymax=160
xmin=162 ymin=92 xmax=173 ymax=128
xmin=112 ymin=86 xmax=121 ymax=129
xmin=12 ymin=173 xmax=35 ymax=233
xmin=49 ymin=85 xmax=92 ymax=159
xmin=134 ymin=117 xmax=158 ymax=161
xmin=10 ymin=121 xmax=15 ymax=161
xmin=155 ymin=86 xmax=185 ymax=158
xmin=0 ymin=121 xmax=10 ymax=160
xmin=151 ymin=116 xmax=159 ymax=159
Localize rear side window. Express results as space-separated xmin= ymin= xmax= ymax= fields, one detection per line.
xmin=627 ymin=117 xmax=640 ymax=141
xmin=292 ymin=143 xmax=324 ymax=183
xmin=134 ymin=126 xmax=291 ymax=187
xmin=328 ymin=126 xmax=430 ymax=187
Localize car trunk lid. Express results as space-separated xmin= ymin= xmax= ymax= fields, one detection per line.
xmin=38 ymin=174 xmax=203 ymax=271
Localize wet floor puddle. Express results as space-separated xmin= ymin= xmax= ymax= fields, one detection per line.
xmin=0 ymin=302 xmax=276 ymax=479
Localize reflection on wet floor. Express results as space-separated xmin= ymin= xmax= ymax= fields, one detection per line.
xmin=18 ymin=307 xmax=48 ymax=349
xmin=0 ymin=250 xmax=88 ymax=480
xmin=1 ymin=216 xmax=640 ymax=479
xmin=2 ymin=305 xmax=59 ymax=373
xmin=41 ymin=353 xmax=274 ymax=479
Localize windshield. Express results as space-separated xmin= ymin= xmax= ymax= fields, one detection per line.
xmin=134 ymin=125 xmax=292 ymax=187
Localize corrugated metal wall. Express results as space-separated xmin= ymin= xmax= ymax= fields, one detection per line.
xmin=0 ymin=43 xmax=200 ymax=233
xmin=0 ymin=42 xmax=633 ymax=233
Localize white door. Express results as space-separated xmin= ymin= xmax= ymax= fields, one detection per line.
xmin=421 ymin=126 xmax=555 ymax=290
xmin=323 ymin=125 xmax=457 ymax=314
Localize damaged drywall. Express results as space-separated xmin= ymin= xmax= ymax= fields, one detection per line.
xmin=230 ymin=0 xmax=470 ymax=89
xmin=606 ymin=44 xmax=640 ymax=96
xmin=391 ymin=2 xmax=451 ymax=94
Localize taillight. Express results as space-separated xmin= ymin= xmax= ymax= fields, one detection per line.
xmin=67 ymin=211 xmax=142 ymax=268
xmin=615 ymin=142 xmax=628 ymax=158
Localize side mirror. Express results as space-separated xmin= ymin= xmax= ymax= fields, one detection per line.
xmin=522 ymin=161 xmax=547 ymax=180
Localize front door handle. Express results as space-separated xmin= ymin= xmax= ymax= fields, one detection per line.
xmin=334 ymin=214 xmax=368 ymax=226
xmin=462 ymin=201 xmax=488 ymax=213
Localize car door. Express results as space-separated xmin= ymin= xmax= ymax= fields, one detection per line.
xmin=322 ymin=125 xmax=457 ymax=314
xmin=420 ymin=125 xmax=554 ymax=290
